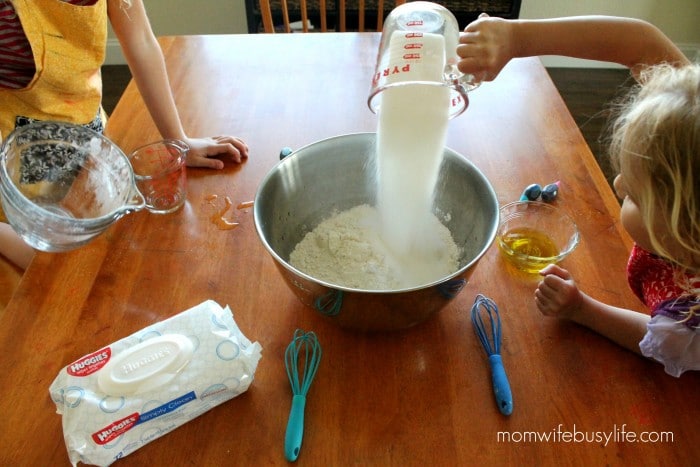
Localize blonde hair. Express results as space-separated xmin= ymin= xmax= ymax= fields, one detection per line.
xmin=609 ymin=63 xmax=700 ymax=270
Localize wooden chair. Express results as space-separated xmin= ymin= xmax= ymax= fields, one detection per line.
xmin=258 ymin=0 xmax=406 ymax=33
xmin=252 ymin=1 xmax=522 ymax=34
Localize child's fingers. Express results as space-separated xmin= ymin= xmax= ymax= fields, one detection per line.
xmin=534 ymin=289 xmax=558 ymax=316
xmin=536 ymin=276 xmax=561 ymax=301
xmin=213 ymin=136 xmax=249 ymax=158
xmin=186 ymin=153 xmax=225 ymax=170
xmin=539 ymin=263 xmax=571 ymax=280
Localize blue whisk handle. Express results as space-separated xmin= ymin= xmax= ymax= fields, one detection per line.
xmin=488 ymin=354 xmax=513 ymax=416
xmin=285 ymin=394 xmax=307 ymax=461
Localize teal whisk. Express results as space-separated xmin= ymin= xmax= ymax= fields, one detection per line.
xmin=470 ymin=294 xmax=513 ymax=416
xmin=284 ymin=329 xmax=322 ymax=461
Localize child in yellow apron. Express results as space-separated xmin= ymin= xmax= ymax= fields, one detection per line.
xmin=0 ymin=0 xmax=107 ymax=280
xmin=0 ymin=0 xmax=107 ymax=139
xmin=0 ymin=0 xmax=250 ymax=277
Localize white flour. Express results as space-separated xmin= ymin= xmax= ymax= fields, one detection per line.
xmin=289 ymin=204 xmax=460 ymax=290
xmin=290 ymin=32 xmax=459 ymax=290
xmin=376 ymin=32 xmax=450 ymax=258
xmin=375 ymin=84 xmax=450 ymax=256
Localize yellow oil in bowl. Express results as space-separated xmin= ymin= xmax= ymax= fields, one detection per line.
xmin=498 ymin=227 xmax=559 ymax=274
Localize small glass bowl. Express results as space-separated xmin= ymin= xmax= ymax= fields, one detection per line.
xmin=497 ymin=201 xmax=580 ymax=274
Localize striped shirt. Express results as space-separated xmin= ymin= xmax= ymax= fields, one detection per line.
xmin=0 ymin=0 xmax=99 ymax=89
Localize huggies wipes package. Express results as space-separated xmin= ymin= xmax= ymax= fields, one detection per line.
xmin=49 ymin=300 xmax=262 ymax=466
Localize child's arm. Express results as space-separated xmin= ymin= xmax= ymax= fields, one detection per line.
xmin=535 ymin=264 xmax=649 ymax=354
xmin=457 ymin=15 xmax=690 ymax=82
xmin=107 ymin=0 xmax=248 ymax=169
xmin=0 ymin=223 xmax=34 ymax=270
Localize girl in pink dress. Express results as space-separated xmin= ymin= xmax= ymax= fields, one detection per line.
xmin=457 ymin=15 xmax=698 ymax=376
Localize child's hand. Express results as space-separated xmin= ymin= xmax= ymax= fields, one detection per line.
xmin=183 ymin=135 xmax=249 ymax=169
xmin=534 ymin=264 xmax=583 ymax=320
xmin=457 ymin=13 xmax=515 ymax=82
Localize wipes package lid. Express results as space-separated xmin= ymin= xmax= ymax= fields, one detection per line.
xmin=49 ymin=300 xmax=263 ymax=466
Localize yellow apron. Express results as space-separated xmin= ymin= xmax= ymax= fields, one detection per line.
xmin=0 ymin=0 xmax=108 ymax=222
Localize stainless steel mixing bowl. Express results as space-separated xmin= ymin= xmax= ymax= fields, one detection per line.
xmin=254 ymin=133 xmax=498 ymax=331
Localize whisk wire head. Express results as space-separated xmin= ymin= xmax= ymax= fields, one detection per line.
xmin=285 ymin=329 xmax=322 ymax=395
xmin=470 ymin=294 xmax=502 ymax=355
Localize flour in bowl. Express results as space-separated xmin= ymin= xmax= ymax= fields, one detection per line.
xmin=289 ymin=204 xmax=461 ymax=290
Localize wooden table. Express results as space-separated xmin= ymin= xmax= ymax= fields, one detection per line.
xmin=1 ymin=33 xmax=697 ymax=466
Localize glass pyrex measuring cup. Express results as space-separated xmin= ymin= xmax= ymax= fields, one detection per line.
xmin=129 ymin=139 xmax=189 ymax=214
xmin=0 ymin=121 xmax=146 ymax=251
xmin=368 ymin=1 xmax=478 ymax=118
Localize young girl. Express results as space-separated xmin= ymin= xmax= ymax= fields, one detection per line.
xmin=0 ymin=0 xmax=249 ymax=270
xmin=457 ymin=15 xmax=699 ymax=376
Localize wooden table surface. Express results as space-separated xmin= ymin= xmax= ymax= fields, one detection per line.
xmin=1 ymin=33 xmax=697 ymax=466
